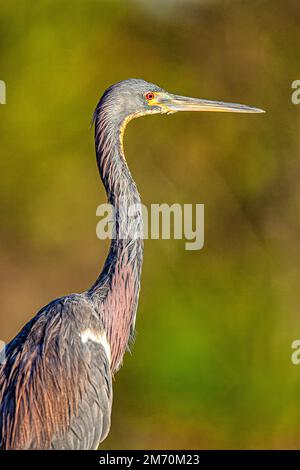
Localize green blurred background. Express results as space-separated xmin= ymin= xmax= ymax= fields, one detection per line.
xmin=1 ymin=0 xmax=300 ymax=449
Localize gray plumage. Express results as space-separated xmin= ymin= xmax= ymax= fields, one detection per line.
xmin=0 ymin=79 xmax=157 ymax=450
xmin=0 ymin=79 xmax=263 ymax=449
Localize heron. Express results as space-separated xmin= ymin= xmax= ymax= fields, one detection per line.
xmin=0 ymin=79 xmax=264 ymax=449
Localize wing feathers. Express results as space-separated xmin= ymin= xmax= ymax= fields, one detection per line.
xmin=0 ymin=295 xmax=112 ymax=449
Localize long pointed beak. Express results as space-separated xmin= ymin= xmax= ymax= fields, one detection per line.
xmin=162 ymin=94 xmax=265 ymax=114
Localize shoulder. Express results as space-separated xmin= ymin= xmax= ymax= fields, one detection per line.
xmin=5 ymin=294 xmax=100 ymax=353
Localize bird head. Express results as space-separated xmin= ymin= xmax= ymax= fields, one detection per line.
xmin=98 ymin=78 xmax=265 ymax=123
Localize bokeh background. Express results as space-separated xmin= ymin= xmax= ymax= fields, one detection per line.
xmin=1 ymin=0 xmax=300 ymax=449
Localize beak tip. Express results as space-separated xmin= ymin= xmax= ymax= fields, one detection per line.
xmin=243 ymin=105 xmax=265 ymax=113
xmin=243 ymin=106 xmax=265 ymax=113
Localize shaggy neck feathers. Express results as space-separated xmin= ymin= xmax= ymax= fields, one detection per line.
xmin=89 ymin=104 xmax=144 ymax=373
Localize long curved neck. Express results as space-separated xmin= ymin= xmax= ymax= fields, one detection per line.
xmin=89 ymin=105 xmax=144 ymax=373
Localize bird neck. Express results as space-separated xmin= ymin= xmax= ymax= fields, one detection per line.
xmin=89 ymin=107 xmax=144 ymax=373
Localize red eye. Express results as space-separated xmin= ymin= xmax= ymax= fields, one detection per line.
xmin=145 ymin=92 xmax=155 ymax=101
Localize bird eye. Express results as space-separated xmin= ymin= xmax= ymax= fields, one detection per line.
xmin=145 ymin=92 xmax=155 ymax=101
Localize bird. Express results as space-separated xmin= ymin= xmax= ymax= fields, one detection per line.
xmin=0 ymin=79 xmax=264 ymax=449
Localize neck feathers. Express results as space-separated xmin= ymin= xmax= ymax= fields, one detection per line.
xmin=89 ymin=104 xmax=144 ymax=373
